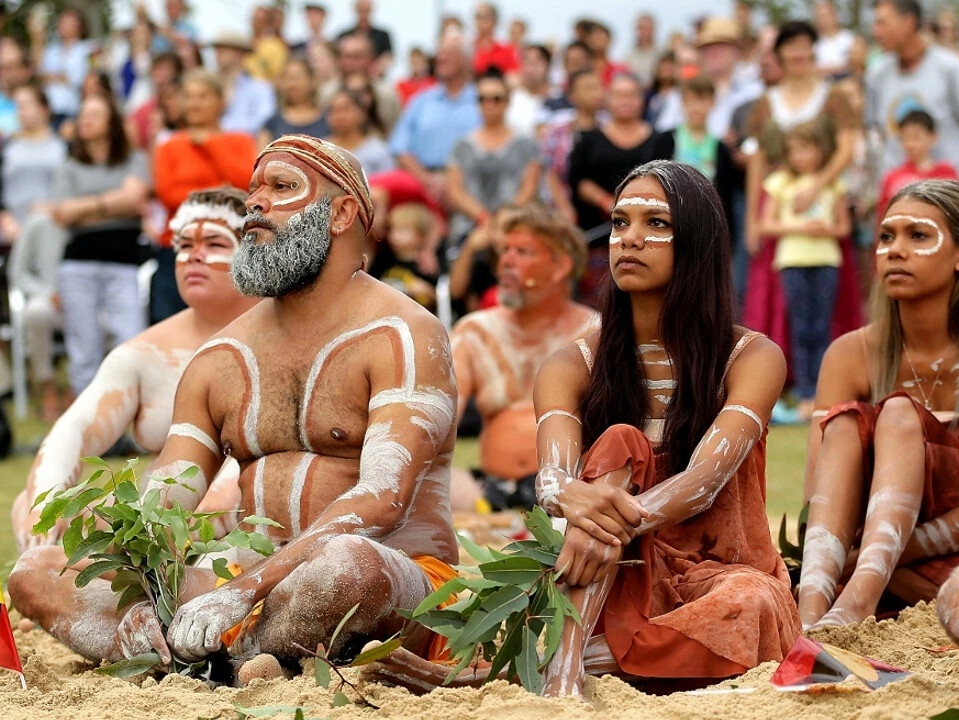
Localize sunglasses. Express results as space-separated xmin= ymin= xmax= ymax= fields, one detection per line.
xmin=479 ymin=94 xmax=507 ymax=104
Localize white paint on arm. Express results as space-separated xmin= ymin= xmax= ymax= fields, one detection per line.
xmin=168 ymin=423 xmax=221 ymax=455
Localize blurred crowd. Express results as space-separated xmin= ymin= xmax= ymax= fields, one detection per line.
xmin=0 ymin=0 xmax=953 ymax=425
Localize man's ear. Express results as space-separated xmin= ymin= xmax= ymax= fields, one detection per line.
xmin=330 ymin=194 xmax=360 ymax=236
xmin=550 ymin=252 xmax=574 ymax=284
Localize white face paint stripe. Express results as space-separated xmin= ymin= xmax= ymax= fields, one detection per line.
xmin=878 ymin=215 xmax=946 ymax=256
xmin=168 ymin=204 xmax=246 ymax=236
xmin=267 ymin=160 xmax=311 ymax=208
xmin=609 ymin=234 xmax=673 ymax=246
xmin=288 ymin=454 xmax=314 ymax=537
xmin=615 ymin=197 xmax=670 ymax=211
xmin=536 ymin=409 xmax=581 ymax=428
xmin=253 ymin=457 xmax=266 ymax=536
xmin=194 ymin=338 xmax=262 ymax=457
xmin=301 ymin=317 xmax=416 ymax=452
xmin=176 ymin=221 xmax=240 ymax=249
xmin=167 ymin=423 xmax=219 ymax=455
xmin=720 ymin=404 xmax=764 ymax=434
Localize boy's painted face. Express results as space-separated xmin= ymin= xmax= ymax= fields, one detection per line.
xmin=786 ymin=136 xmax=824 ymax=175
xmin=900 ymin=124 xmax=936 ymax=164
xmin=682 ymin=91 xmax=714 ymax=130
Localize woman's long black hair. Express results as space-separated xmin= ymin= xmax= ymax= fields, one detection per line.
xmin=580 ymin=160 xmax=737 ymax=475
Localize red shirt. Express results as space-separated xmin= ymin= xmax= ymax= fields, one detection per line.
xmin=473 ymin=41 xmax=520 ymax=76
xmin=878 ymin=161 xmax=958 ymax=220
xmin=396 ymin=76 xmax=437 ymax=107
xmin=598 ymin=58 xmax=630 ymax=87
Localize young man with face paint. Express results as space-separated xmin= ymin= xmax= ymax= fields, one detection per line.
xmin=800 ymin=179 xmax=959 ymax=632
xmin=11 ymin=187 xmax=259 ymax=554
xmin=11 ymin=135 xmax=459 ymax=670
xmin=448 ymin=205 xmax=597 ymax=511
xmin=364 ymin=161 xmax=799 ymax=696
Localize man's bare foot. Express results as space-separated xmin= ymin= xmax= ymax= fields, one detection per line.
xmin=807 ymin=603 xmax=872 ymax=631
xmin=937 ymin=568 xmax=959 ymax=642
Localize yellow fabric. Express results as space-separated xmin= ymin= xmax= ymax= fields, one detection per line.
xmin=764 ymin=170 xmax=845 ymax=270
xmin=244 ymin=37 xmax=289 ymax=81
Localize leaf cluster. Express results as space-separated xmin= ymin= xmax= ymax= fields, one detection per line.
xmin=32 ymin=456 xmax=281 ymax=676
xmin=779 ymin=502 xmax=810 ymax=589
xmin=403 ymin=506 xmax=581 ymax=694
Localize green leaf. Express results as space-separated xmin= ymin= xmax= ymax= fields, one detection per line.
xmin=225 ymin=529 xmax=252 ymax=549
xmin=412 ymin=577 xmax=466 ymax=616
xmin=555 ymin=585 xmax=582 ymax=625
xmin=241 ymin=515 xmax=284 ymax=528
xmin=294 ymin=709 xmax=305 ymax=720
xmin=61 ymin=516 xmax=84 ymax=558
xmin=249 ymin=532 xmax=275 ymax=557
xmin=169 ymin=514 xmax=189 ymax=551
xmin=517 ymin=625 xmax=543 ymax=694
xmin=930 ymin=710 xmax=959 ymax=720
xmin=460 ymin=577 xmax=500 ymax=592
xmin=349 ymin=637 xmax=403 ymax=666
xmin=478 ymin=556 xmax=544 ymax=586
xmin=140 ymin=488 xmax=161 ymax=522
xmin=456 ymin=533 xmax=496 ymax=563
xmin=75 ymin=559 xmax=125 ymax=588
xmin=198 ymin=518 xmax=215 ymax=543
xmin=486 ymin=618 xmax=524 ymax=683
xmin=211 ymin=557 xmax=235 ymax=582
xmin=30 ymin=487 xmax=55 ymax=511
xmin=81 ymin=456 xmax=111 ymax=469
xmin=176 ymin=464 xmax=200 ymax=480
xmin=234 ymin=705 xmax=310 ymax=719
xmin=543 ymin=585 xmax=566 ymax=665
xmin=110 ymin=568 xmax=140 ymax=593
xmin=95 ymin=651 xmax=162 ymax=677
xmin=314 ymin=655 xmax=330 ymax=689
xmin=116 ymin=582 xmax=146 ymax=612
xmin=64 ymin=531 xmax=115 ymax=569
xmin=524 ymin=507 xmax=564 ymax=552
xmin=408 ymin=609 xmax=465 ymax=636
xmin=62 ymin=486 xmax=111 ymax=519
xmin=328 ymin=603 xmax=358 ymax=651
xmin=32 ymin=496 xmax=69 ymax=534
xmin=502 ymin=540 xmax=560 ymax=567
xmin=443 ymin=648 xmax=475 ymax=685
xmin=332 ymin=692 xmax=350 ymax=708
xmin=122 ymin=518 xmax=145 ymax=544
xmin=455 ymin=585 xmax=528 ymax=649
xmin=115 ymin=481 xmax=140 ymax=504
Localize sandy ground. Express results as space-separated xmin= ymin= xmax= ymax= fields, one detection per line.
xmin=1 ymin=600 xmax=958 ymax=720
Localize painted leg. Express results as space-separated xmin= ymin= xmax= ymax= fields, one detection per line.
xmin=813 ymin=397 xmax=924 ymax=628
xmin=543 ymin=465 xmax=633 ymax=698
xmin=798 ymin=412 xmax=865 ymax=630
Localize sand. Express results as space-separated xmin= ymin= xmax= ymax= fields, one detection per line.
xmin=1 ymin=601 xmax=959 ymax=720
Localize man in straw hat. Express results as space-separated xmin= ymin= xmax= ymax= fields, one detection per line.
xmin=11 ymin=136 xmax=459 ymax=669
xmin=212 ymin=30 xmax=275 ymax=136
xmin=693 ymin=17 xmax=763 ymax=138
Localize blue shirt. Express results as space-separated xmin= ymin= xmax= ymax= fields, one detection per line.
xmin=221 ymin=73 xmax=277 ymax=137
xmin=389 ymin=83 xmax=481 ymax=170
xmin=41 ymin=40 xmax=93 ymax=117
xmin=0 ymin=93 xmax=18 ymax=137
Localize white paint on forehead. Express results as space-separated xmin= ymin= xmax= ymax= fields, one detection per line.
xmin=288 ymin=453 xmax=314 ymax=536
xmin=177 ymin=221 xmax=240 ymax=248
xmin=167 ymin=423 xmax=219 ymax=455
xmin=615 ymin=196 xmax=670 ymax=211
xmin=266 ymin=159 xmax=311 ymax=208
xmin=301 ymin=316 xmax=416 ymax=452
xmin=168 ymin=204 xmax=246 ymax=236
xmin=194 ymin=337 xmax=262 ymax=457
xmin=879 ymin=215 xmax=946 ymax=256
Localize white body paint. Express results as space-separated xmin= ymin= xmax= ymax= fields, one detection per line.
xmin=877 ymin=215 xmax=945 ymax=256
xmin=341 ymin=421 xmax=411 ymax=501
xmin=915 ymin=517 xmax=959 ymax=556
xmin=799 ymin=526 xmax=847 ymax=610
xmin=168 ymin=423 xmax=220 ymax=455
xmin=288 ymin=454 xmax=315 ymax=537
xmin=194 ymin=337 xmax=263 ymax=457
xmin=536 ymin=409 xmax=581 ymax=428
xmin=265 ymin=160 xmax=311 ymax=208
xmin=169 ymin=205 xmax=246 ymax=237
xmin=720 ymin=405 xmax=764 ymax=434
xmin=609 ymin=197 xmax=673 ymax=245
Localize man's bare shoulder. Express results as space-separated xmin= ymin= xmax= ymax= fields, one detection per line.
xmin=450 ymin=307 xmax=503 ymax=338
xmin=568 ymin=301 xmax=600 ymax=331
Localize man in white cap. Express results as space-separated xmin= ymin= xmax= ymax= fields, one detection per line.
xmin=213 ymin=31 xmax=276 ymax=136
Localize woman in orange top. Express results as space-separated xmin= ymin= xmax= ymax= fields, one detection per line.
xmin=151 ymin=68 xmax=257 ymax=321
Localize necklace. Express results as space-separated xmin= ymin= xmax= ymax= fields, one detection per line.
xmin=903 ymin=345 xmax=947 ymax=410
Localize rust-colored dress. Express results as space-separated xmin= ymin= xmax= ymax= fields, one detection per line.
xmin=822 ymin=392 xmax=959 ymax=586
xmin=574 ymin=333 xmax=801 ymax=678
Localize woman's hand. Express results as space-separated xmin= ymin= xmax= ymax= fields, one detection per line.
xmin=792 ymin=179 xmax=823 ymax=214
xmin=557 ymin=525 xmax=624 ymax=587
xmin=557 ymin=478 xmax=646 ymax=547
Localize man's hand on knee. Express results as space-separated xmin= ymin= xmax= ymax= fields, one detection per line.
xmin=167 ymin=586 xmax=255 ymax=662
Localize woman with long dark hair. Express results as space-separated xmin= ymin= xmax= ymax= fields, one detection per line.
xmin=361 ymin=161 xmax=799 ymax=696
xmin=800 ymin=180 xmax=959 ymax=631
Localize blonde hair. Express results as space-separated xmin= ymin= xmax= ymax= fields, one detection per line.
xmin=182 ymin=68 xmax=224 ymax=98
xmin=389 ymin=202 xmax=435 ymax=239
xmin=784 ymin=120 xmax=834 ymax=174
xmin=871 ymin=180 xmax=959 ymax=413
xmin=499 ymin=203 xmax=588 ymax=280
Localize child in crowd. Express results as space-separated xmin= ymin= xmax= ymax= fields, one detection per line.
xmin=369 ymin=202 xmax=439 ymax=311
xmin=876 ymin=109 xmax=957 ymax=220
xmin=760 ymin=121 xmax=851 ymax=421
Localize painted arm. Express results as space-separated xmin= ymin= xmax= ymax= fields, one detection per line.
xmin=17 ymin=344 xmax=142 ymax=549
xmin=632 ymin=337 xmax=785 ymax=536
xmin=450 ymin=322 xmax=476 ymax=426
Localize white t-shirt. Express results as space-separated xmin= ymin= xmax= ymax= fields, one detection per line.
xmin=815 ymin=30 xmax=855 ymax=72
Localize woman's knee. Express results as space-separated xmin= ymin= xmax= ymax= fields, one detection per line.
xmin=876 ymin=396 xmax=922 ymax=437
xmin=821 ymin=411 xmax=861 ymax=446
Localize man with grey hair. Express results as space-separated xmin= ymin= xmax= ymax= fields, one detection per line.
xmin=448 ymin=204 xmax=596 ymax=512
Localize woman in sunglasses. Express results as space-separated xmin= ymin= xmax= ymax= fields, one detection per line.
xmin=446 ymin=66 xmax=541 ymax=244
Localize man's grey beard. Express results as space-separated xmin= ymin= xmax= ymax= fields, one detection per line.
xmin=231 ymin=198 xmax=333 ymax=297
xmin=497 ymin=287 xmax=527 ymax=309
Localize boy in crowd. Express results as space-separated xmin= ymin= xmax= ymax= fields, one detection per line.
xmin=877 ymin=109 xmax=957 ymax=219
xmin=368 ymin=202 xmax=438 ymax=311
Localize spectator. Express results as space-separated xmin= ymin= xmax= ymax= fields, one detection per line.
xmin=647 ymin=51 xmax=680 ymax=130
xmin=395 ymin=47 xmax=436 ymax=106
xmin=877 ymin=110 xmax=958 ymax=219
xmin=47 ymin=93 xmax=151 ymax=395
xmin=935 ymin=9 xmax=959 ymax=53
xmin=245 ymin=4 xmax=289 ymax=82
xmin=0 ymin=83 xmax=67 ymax=235
xmin=655 ymin=75 xmax=734 ymax=224
xmin=213 ymin=31 xmax=277 ymax=137
xmin=369 ymin=202 xmax=438 ymax=310
xmin=509 ymin=18 xmax=528 ymax=51
xmin=568 ymin=73 xmax=666 ymax=234
xmin=0 ymin=38 xmax=32 ymax=137
xmin=337 ymin=0 xmax=393 ymax=73
xmin=30 ymin=7 xmax=94 ymax=127
xmin=306 ymin=40 xmax=339 ymax=98
xmin=323 ymin=33 xmax=400 ymax=133
xmin=153 ymin=0 xmax=197 ymax=54
xmin=119 ymin=12 xmax=157 ymax=113
xmin=293 ymin=3 xmax=327 ymax=54
xmin=541 ymin=68 xmax=603 ymax=224
xmin=153 ymin=69 xmax=258 ymax=323
xmin=129 ymin=51 xmax=184 ymax=150
xmin=759 ymin=121 xmax=851 ymax=420
xmin=259 ymin=56 xmax=328 ymax=149
xmin=626 ymin=14 xmax=660 ymax=87
xmin=324 ymin=87 xmax=394 ymax=175
xmin=506 ymin=44 xmax=552 ymax=136
xmin=390 ymin=32 xmax=481 ymax=204
xmin=448 ymin=204 xmax=518 ymax=311
xmin=868 ymin=0 xmax=959 ymax=175
xmin=814 ymin=0 xmax=855 ymax=78
xmin=446 ymin=68 xmax=541 ymax=242
xmin=472 ymin=2 xmax=520 ymax=76
xmin=540 ymin=41 xmax=594 ymax=124
xmin=584 ymin=20 xmax=628 ymax=86
xmin=175 ymin=35 xmax=203 ymax=72
xmin=439 ymin=15 xmax=465 ymax=40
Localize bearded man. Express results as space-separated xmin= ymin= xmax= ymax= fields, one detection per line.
xmin=449 ymin=205 xmax=597 ymax=511
xmin=10 ymin=136 xmax=458 ymax=667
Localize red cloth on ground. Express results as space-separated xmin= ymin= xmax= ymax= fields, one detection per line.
xmin=877 ymin=161 xmax=958 ymax=222
xmin=581 ymin=424 xmax=801 ymax=678
xmin=821 ymin=392 xmax=959 ymax=586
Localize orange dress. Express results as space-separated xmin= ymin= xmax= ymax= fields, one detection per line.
xmin=575 ymin=333 xmax=801 ymax=678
